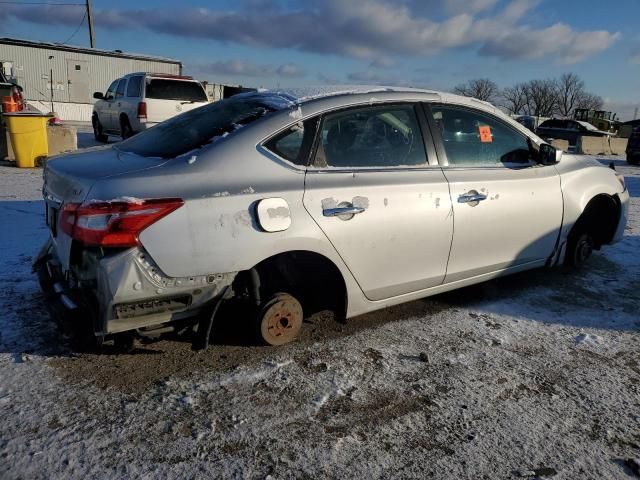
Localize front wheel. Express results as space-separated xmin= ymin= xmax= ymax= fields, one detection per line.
xmin=565 ymin=232 xmax=594 ymax=268
xmin=255 ymin=293 xmax=303 ymax=346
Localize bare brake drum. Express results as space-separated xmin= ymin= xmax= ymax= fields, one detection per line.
xmin=257 ymin=292 xmax=303 ymax=346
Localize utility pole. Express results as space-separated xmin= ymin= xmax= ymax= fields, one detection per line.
xmin=86 ymin=0 xmax=95 ymax=48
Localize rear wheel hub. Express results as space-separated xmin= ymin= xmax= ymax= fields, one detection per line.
xmin=257 ymin=293 xmax=303 ymax=346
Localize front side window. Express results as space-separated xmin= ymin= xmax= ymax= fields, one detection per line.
xmin=432 ymin=106 xmax=531 ymax=166
xmin=126 ymin=76 xmax=143 ymax=97
xmin=105 ymin=80 xmax=118 ymax=100
xmin=315 ymin=104 xmax=427 ymax=168
xmin=115 ymin=78 xmax=127 ymax=98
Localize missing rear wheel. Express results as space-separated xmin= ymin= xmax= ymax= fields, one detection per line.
xmin=256 ymin=292 xmax=303 ymax=346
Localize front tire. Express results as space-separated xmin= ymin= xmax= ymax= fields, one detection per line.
xmin=92 ymin=115 xmax=108 ymax=143
xmin=565 ymin=231 xmax=594 ymax=268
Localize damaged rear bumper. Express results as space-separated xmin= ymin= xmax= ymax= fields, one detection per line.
xmin=34 ymin=237 xmax=236 ymax=337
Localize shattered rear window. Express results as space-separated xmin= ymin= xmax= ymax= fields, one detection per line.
xmin=116 ymin=93 xmax=295 ymax=159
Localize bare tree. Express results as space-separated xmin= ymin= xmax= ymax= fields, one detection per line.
xmin=576 ymin=92 xmax=604 ymax=111
xmin=501 ymin=83 xmax=528 ymax=114
xmin=523 ymin=79 xmax=558 ymax=117
xmin=555 ymin=72 xmax=585 ymax=117
xmin=453 ymin=78 xmax=499 ymax=103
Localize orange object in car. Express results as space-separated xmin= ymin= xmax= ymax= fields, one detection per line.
xmin=1 ymin=95 xmax=18 ymax=113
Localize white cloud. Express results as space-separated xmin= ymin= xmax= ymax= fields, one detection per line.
xmin=0 ymin=0 xmax=620 ymax=64
xmin=196 ymin=60 xmax=306 ymax=78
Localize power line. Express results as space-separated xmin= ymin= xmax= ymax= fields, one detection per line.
xmin=56 ymin=9 xmax=87 ymax=45
xmin=0 ymin=1 xmax=84 ymax=5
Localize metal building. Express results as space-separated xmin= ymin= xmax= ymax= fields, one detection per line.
xmin=0 ymin=37 xmax=181 ymax=121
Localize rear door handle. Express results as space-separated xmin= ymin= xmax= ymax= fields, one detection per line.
xmin=323 ymin=206 xmax=365 ymax=217
xmin=458 ymin=191 xmax=487 ymax=204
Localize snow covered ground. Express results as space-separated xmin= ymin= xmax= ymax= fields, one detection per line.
xmin=0 ymin=157 xmax=638 ymax=479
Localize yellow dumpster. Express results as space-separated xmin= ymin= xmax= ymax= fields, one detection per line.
xmin=3 ymin=112 xmax=52 ymax=168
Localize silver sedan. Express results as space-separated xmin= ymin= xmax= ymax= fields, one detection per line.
xmin=35 ymin=87 xmax=629 ymax=348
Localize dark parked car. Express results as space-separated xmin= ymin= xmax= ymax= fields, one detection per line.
xmin=536 ymin=118 xmax=609 ymax=148
xmin=626 ymin=126 xmax=640 ymax=165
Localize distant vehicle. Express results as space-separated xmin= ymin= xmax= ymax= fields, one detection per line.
xmin=0 ymin=70 xmax=25 ymax=112
xmin=626 ymin=126 xmax=640 ymax=165
xmin=514 ymin=115 xmax=536 ymax=132
xmin=36 ymin=87 xmax=628 ymax=349
xmin=536 ymin=118 xmax=609 ymax=148
xmin=574 ymin=108 xmax=619 ymax=133
xmin=92 ymin=72 xmax=209 ymax=141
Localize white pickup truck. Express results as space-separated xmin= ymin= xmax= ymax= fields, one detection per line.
xmin=91 ymin=72 xmax=209 ymax=141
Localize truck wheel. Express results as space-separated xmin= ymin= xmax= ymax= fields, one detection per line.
xmin=120 ymin=117 xmax=134 ymax=140
xmin=565 ymin=231 xmax=594 ymax=268
xmin=255 ymin=292 xmax=303 ymax=346
xmin=92 ymin=116 xmax=108 ymax=143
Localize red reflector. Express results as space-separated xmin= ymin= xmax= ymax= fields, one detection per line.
xmin=137 ymin=101 xmax=147 ymax=119
xmin=61 ymin=198 xmax=183 ymax=247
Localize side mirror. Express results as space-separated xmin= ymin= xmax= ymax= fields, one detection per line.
xmin=93 ymin=91 xmax=104 ymax=99
xmin=538 ymin=143 xmax=561 ymax=165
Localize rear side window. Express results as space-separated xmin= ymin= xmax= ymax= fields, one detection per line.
xmin=115 ymin=78 xmax=127 ymax=97
xmin=432 ymin=105 xmax=531 ymax=165
xmin=264 ymin=118 xmax=319 ymax=166
xmin=315 ymin=104 xmax=428 ymax=168
xmin=145 ymin=79 xmax=207 ymax=102
xmin=126 ymin=76 xmax=143 ymax=97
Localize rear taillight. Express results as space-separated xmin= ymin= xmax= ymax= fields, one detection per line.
xmin=137 ymin=101 xmax=147 ymax=120
xmin=61 ymin=198 xmax=183 ymax=247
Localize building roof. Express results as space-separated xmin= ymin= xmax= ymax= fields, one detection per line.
xmin=0 ymin=37 xmax=181 ymax=65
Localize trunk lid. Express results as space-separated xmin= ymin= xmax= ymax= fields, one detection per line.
xmin=44 ymin=146 xmax=168 ymax=203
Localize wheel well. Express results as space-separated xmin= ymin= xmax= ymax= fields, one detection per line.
xmin=572 ymin=194 xmax=620 ymax=247
xmin=119 ymin=113 xmax=129 ymax=125
xmin=235 ymin=251 xmax=347 ymax=320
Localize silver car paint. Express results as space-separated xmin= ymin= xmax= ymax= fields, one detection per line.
xmin=41 ymin=88 xmax=629 ymax=331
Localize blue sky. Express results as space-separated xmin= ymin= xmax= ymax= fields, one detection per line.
xmin=2 ymin=0 xmax=639 ymax=119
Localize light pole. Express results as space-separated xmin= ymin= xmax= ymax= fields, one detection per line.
xmin=48 ymin=55 xmax=54 ymax=114
xmin=86 ymin=0 xmax=95 ymax=48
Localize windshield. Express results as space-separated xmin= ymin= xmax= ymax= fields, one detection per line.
xmin=116 ymin=93 xmax=294 ymax=158
xmin=145 ymin=79 xmax=208 ymax=102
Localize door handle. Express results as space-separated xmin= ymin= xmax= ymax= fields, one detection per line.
xmin=323 ymin=206 xmax=365 ymax=217
xmin=458 ymin=191 xmax=487 ymax=204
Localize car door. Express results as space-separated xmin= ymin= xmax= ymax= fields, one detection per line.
xmin=124 ymin=75 xmax=143 ymax=129
xmin=427 ymin=104 xmax=563 ymax=283
xmin=99 ymin=80 xmax=119 ymax=130
xmin=113 ymin=78 xmax=128 ymax=129
xmin=303 ymin=102 xmax=454 ymax=301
